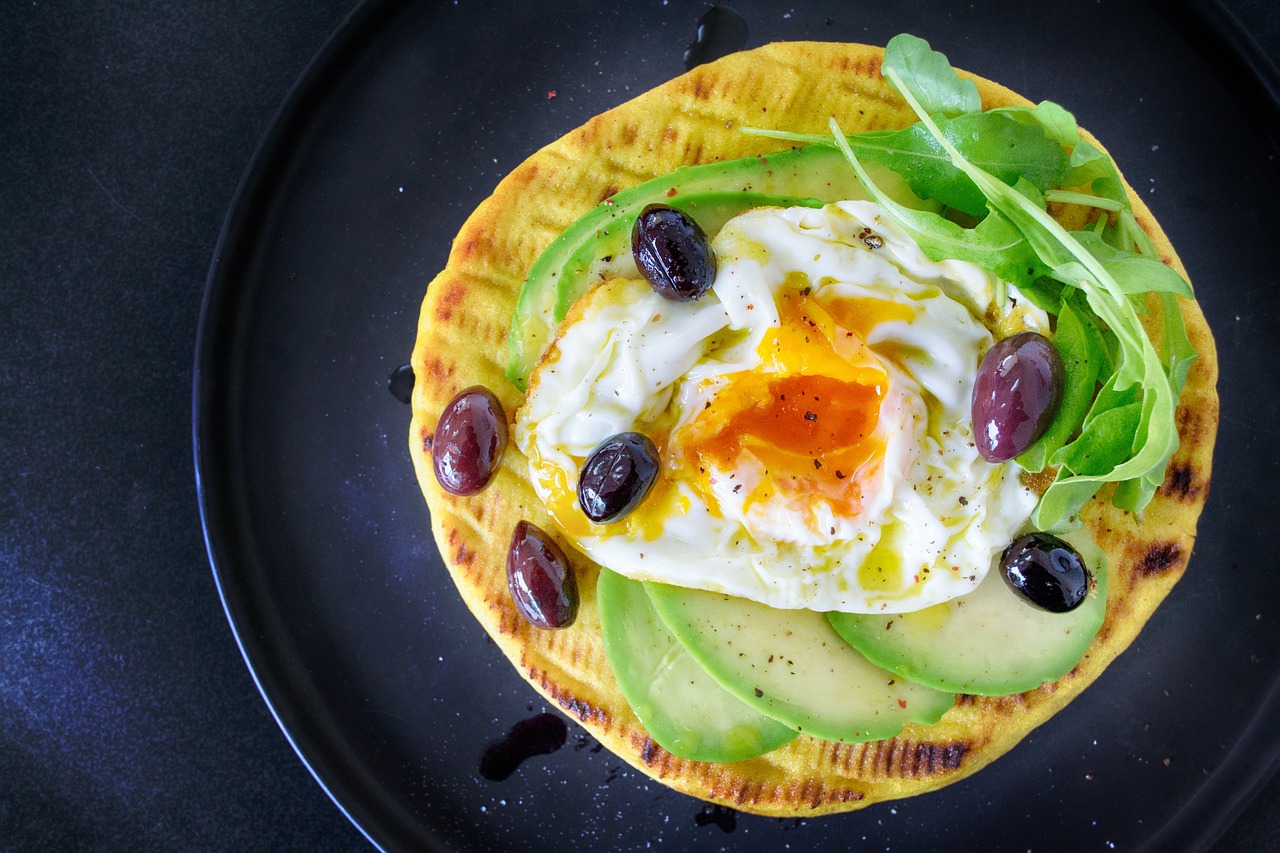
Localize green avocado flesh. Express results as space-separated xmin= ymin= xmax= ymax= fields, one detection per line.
xmin=506 ymin=145 xmax=928 ymax=387
xmin=596 ymin=568 xmax=796 ymax=763
xmin=644 ymin=582 xmax=955 ymax=744
xmin=826 ymin=533 xmax=1108 ymax=695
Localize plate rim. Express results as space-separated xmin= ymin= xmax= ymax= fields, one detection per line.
xmin=191 ymin=1 xmax=437 ymax=850
xmin=189 ymin=0 xmax=1280 ymax=850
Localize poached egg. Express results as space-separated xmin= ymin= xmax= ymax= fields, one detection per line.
xmin=516 ymin=200 xmax=1042 ymax=613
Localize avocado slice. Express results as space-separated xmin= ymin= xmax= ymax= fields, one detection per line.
xmin=506 ymin=145 xmax=930 ymax=387
xmin=826 ymin=533 xmax=1108 ymax=696
xmin=644 ymin=582 xmax=955 ymax=744
xmin=597 ymin=568 xmax=796 ymax=763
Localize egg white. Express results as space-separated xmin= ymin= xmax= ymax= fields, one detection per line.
xmin=516 ymin=201 xmax=1041 ymax=613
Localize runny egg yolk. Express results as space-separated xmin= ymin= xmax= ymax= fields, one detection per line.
xmin=674 ymin=282 xmax=904 ymax=528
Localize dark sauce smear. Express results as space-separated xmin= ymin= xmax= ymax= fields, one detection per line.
xmin=694 ymin=804 xmax=738 ymax=833
xmin=572 ymin=733 xmax=605 ymax=754
xmin=479 ymin=713 xmax=568 ymax=781
xmin=683 ymin=6 xmax=748 ymax=71
xmin=387 ymin=363 xmax=415 ymax=404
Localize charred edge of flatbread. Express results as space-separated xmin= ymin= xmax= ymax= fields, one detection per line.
xmin=408 ymin=41 xmax=1219 ymax=816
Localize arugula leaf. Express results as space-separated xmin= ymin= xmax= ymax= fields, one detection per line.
xmin=1067 ymin=229 xmax=1129 ymax=262
xmin=1069 ymin=231 xmax=1194 ymax=297
xmin=1113 ymin=469 xmax=1161 ymax=514
xmin=747 ymin=112 xmax=1068 ymax=217
xmin=1045 ymin=190 xmax=1124 ymax=213
xmin=1101 ymin=256 xmax=1195 ymax=298
xmin=1012 ymin=275 xmax=1066 ymax=314
xmin=1089 ymin=174 xmax=1131 ymax=209
xmin=1013 ymin=102 xmax=1080 ymax=145
xmin=1119 ymin=208 xmax=1167 ymax=260
xmin=874 ymin=62 xmax=1190 ymax=527
xmin=1055 ymin=401 xmax=1144 ymax=476
xmin=1160 ymin=291 xmax=1197 ymax=395
xmin=828 ymin=125 xmax=1041 ymax=290
xmin=858 ymin=113 xmax=1068 ymax=216
xmin=996 ymin=102 xmax=1119 ymax=192
xmin=882 ymin=34 xmax=981 ymax=118
xmin=1031 ymin=477 xmax=1103 ymax=533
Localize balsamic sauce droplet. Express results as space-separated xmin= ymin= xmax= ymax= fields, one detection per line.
xmin=694 ymin=804 xmax=738 ymax=833
xmin=388 ymin=363 xmax=415 ymax=404
xmin=683 ymin=6 xmax=748 ymax=71
xmin=478 ymin=713 xmax=568 ymax=781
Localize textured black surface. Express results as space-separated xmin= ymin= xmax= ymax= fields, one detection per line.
xmin=2 ymin=2 xmax=367 ymax=849
xmin=5 ymin=1 xmax=1280 ymax=850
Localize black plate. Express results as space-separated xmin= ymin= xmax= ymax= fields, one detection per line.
xmin=194 ymin=1 xmax=1280 ymax=849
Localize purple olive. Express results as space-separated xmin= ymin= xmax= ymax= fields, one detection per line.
xmin=971 ymin=331 xmax=1064 ymax=463
xmin=1001 ymin=532 xmax=1090 ymax=612
xmin=431 ymin=386 xmax=507 ymax=495
xmin=507 ymin=521 xmax=578 ymax=629
xmin=577 ymin=432 xmax=660 ymax=523
xmin=631 ymin=204 xmax=716 ymax=302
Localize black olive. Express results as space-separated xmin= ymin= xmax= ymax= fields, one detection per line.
xmin=431 ymin=386 xmax=507 ymax=495
xmin=507 ymin=521 xmax=578 ymax=629
xmin=1001 ymin=532 xmax=1090 ymax=613
xmin=971 ymin=331 xmax=1064 ymax=462
xmin=577 ymin=432 xmax=660 ymax=523
xmin=631 ymin=204 xmax=716 ymax=302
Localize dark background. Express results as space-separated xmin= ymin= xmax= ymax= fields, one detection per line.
xmin=3 ymin=1 xmax=1278 ymax=850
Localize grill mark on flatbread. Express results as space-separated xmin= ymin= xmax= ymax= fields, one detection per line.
xmin=912 ymin=741 xmax=969 ymax=775
xmin=1135 ymin=541 xmax=1185 ymax=578
xmin=835 ymin=52 xmax=879 ymax=77
xmin=416 ymin=353 xmax=456 ymax=387
xmin=410 ymin=40 xmax=1218 ymax=818
xmin=561 ymin=694 xmax=608 ymax=725
xmin=729 ymin=780 xmax=765 ymax=806
xmin=1176 ymin=402 xmax=1210 ymax=444
xmin=533 ymin=670 xmax=611 ymax=726
xmin=494 ymin=606 xmax=519 ymax=638
xmin=859 ymin=737 xmax=969 ymax=779
xmin=446 ymin=527 xmax=475 ymax=569
xmin=1161 ymin=464 xmax=1199 ymax=501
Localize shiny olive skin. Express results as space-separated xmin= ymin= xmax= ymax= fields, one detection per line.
xmin=1001 ymin=532 xmax=1090 ymax=613
xmin=577 ymin=432 xmax=660 ymax=523
xmin=631 ymin=204 xmax=716 ymax=302
xmin=431 ymin=386 xmax=507 ymax=495
xmin=507 ymin=521 xmax=578 ymax=629
xmin=971 ymin=331 xmax=1064 ymax=463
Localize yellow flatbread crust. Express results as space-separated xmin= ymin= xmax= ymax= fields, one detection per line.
xmin=408 ymin=41 xmax=1218 ymax=815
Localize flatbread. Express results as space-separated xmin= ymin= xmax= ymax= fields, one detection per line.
xmin=408 ymin=41 xmax=1218 ymax=815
